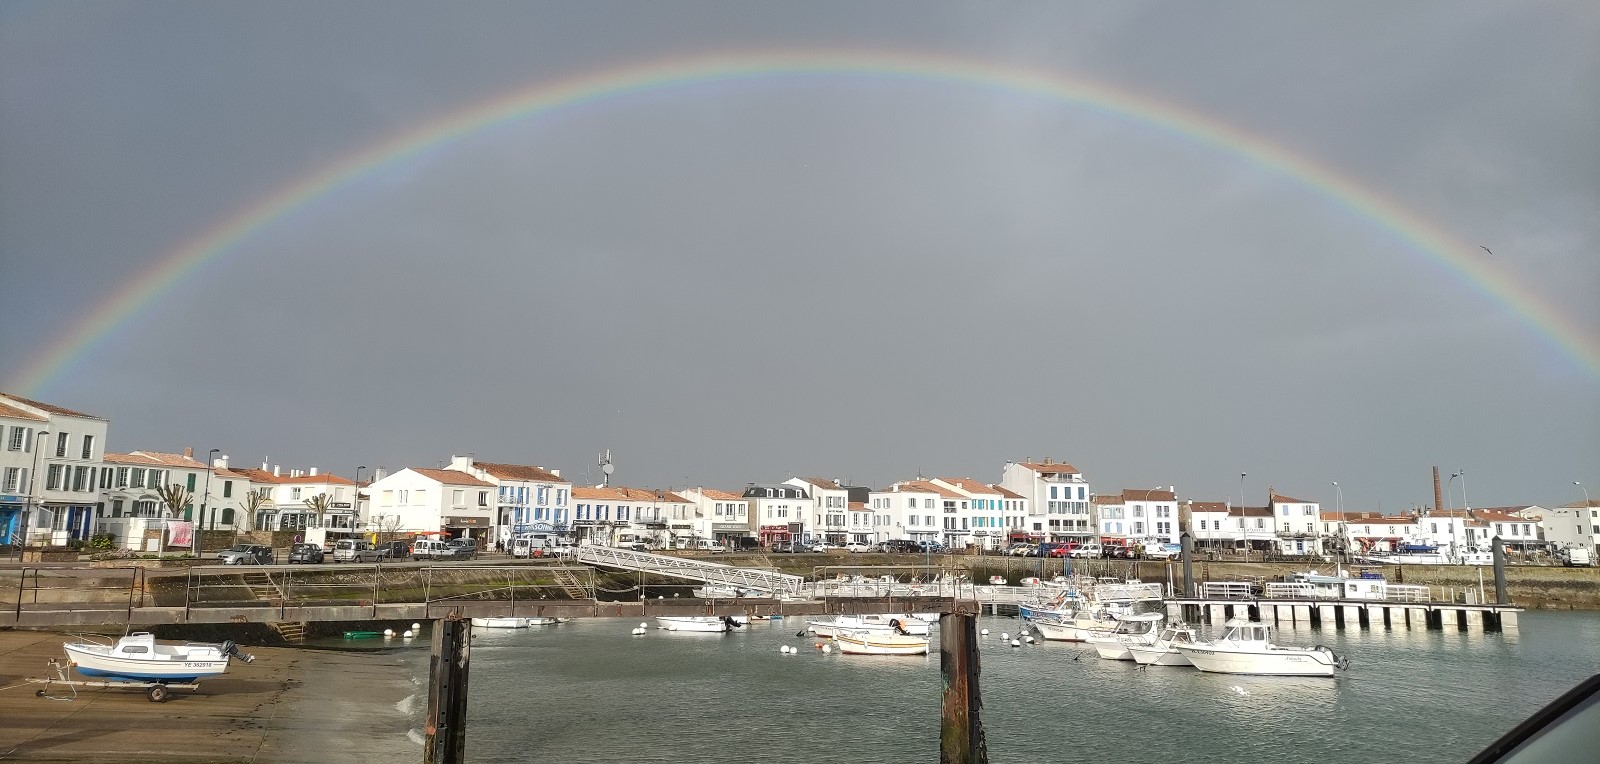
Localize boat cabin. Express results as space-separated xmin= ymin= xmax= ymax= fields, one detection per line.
xmin=1110 ymin=612 xmax=1163 ymax=636
xmin=1218 ymin=618 xmax=1273 ymax=645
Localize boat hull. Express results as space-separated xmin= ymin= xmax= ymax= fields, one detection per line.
xmin=1088 ymin=637 xmax=1135 ymax=661
xmin=1031 ymin=619 xmax=1110 ymax=642
xmin=1176 ymin=646 xmax=1338 ymax=676
xmin=656 ymin=616 xmax=734 ymax=632
xmin=834 ymin=633 xmax=929 ymax=656
xmin=472 ymin=617 xmax=529 ymax=629
xmin=1128 ymin=645 xmax=1193 ymax=666
xmin=64 ymin=644 xmax=229 ymax=682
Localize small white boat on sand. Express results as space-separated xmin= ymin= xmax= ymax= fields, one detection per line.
xmin=834 ymin=631 xmax=930 ymax=656
xmin=1176 ymin=618 xmax=1349 ymax=677
xmin=1086 ymin=612 xmax=1164 ymax=660
xmin=656 ymin=616 xmax=746 ymax=632
xmin=1128 ymin=624 xmax=1199 ymax=666
xmin=63 ymin=633 xmax=253 ymax=682
xmin=470 ymin=616 xmax=570 ymax=629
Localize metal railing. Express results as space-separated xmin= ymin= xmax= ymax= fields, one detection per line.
xmin=573 ymin=545 xmax=804 ymax=595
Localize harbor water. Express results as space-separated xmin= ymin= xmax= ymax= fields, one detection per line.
xmin=390 ymin=611 xmax=1600 ymax=763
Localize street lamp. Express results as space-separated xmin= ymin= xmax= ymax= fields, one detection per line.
xmin=1238 ymin=472 xmax=1247 ymax=561
xmin=196 ymin=449 xmax=219 ymax=557
xmin=19 ymin=430 xmax=49 ymax=558
xmin=1576 ymin=481 xmax=1590 ymax=505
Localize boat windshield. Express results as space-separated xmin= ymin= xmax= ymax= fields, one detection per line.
xmin=1115 ymin=619 xmax=1156 ymax=635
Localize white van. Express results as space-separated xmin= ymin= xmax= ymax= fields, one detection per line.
xmin=1562 ymin=547 xmax=1593 ymax=567
xmin=512 ymin=533 xmax=559 ymax=558
xmin=411 ymin=539 xmax=455 ymax=561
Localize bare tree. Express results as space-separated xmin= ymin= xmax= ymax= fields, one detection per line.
xmin=303 ymin=492 xmax=332 ymax=529
xmin=156 ymin=484 xmax=192 ymax=520
xmin=240 ymin=491 xmax=267 ymax=532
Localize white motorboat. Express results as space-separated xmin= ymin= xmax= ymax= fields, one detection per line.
xmin=1176 ymin=618 xmax=1349 ymax=677
xmin=1031 ymin=608 xmax=1119 ymax=642
xmin=656 ymin=616 xmax=744 ymax=632
xmin=1127 ymin=624 xmax=1200 ymax=666
xmin=470 ymin=616 xmax=569 ymax=628
xmin=63 ymin=633 xmax=253 ymax=682
xmin=807 ymin=614 xmax=929 ymax=638
xmin=1087 ymin=612 xmax=1164 ymax=660
xmin=834 ymin=630 xmax=930 ymax=656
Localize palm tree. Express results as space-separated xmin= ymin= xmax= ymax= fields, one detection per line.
xmin=303 ymin=492 xmax=332 ymax=529
xmin=156 ymin=484 xmax=192 ymax=520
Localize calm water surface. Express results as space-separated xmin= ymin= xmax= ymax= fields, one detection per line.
xmin=395 ymin=611 xmax=1600 ymax=763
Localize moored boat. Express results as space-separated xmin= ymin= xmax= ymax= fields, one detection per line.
xmin=656 ymin=616 xmax=744 ymax=632
xmin=1127 ymin=624 xmax=1199 ymax=666
xmin=834 ymin=630 xmax=930 ymax=656
xmin=471 ymin=616 xmax=570 ymax=628
xmin=1176 ymin=618 xmax=1349 ymax=677
xmin=63 ymin=633 xmax=253 ymax=682
xmin=1086 ymin=612 xmax=1164 ymax=660
xmin=807 ymin=614 xmax=928 ymax=637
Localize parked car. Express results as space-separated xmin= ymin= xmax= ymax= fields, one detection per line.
xmin=411 ymin=538 xmax=455 ymax=560
xmin=1067 ymin=544 xmax=1102 ymax=559
xmin=1561 ymin=547 xmax=1593 ymax=567
xmin=448 ymin=538 xmax=480 ymax=560
xmin=1145 ymin=543 xmax=1183 ymax=561
xmin=333 ymin=539 xmax=384 ymax=563
xmin=844 ymin=542 xmax=872 ymax=553
xmin=877 ymin=539 xmax=921 ymax=554
xmin=917 ymin=541 xmax=945 ymax=553
xmin=375 ymin=540 xmax=411 ymax=559
xmin=216 ymin=543 xmax=274 ymax=565
xmin=287 ymin=542 xmax=325 ymax=564
xmin=771 ymin=542 xmax=813 ymax=553
xmin=810 ymin=542 xmax=836 ymax=552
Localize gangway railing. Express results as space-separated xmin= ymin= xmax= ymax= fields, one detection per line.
xmin=572 ymin=546 xmax=805 ymax=595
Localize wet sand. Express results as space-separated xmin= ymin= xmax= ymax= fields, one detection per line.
xmin=0 ymin=630 xmax=420 ymax=763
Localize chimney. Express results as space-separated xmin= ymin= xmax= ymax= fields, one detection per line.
xmin=262 ymin=460 xmax=269 ymax=470
xmin=310 ymin=467 xmax=319 ymax=477
xmin=550 ymin=469 xmax=560 ymax=478
xmin=1433 ymin=466 xmax=1443 ymax=515
xmin=273 ymin=465 xmax=281 ymax=477
xmin=184 ymin=447 xmax=193 ymax=458
xmin=374 ymin=467 xmax=387 ymax=482
xmin=1045 ymin=457 xmax=1052 ymax=465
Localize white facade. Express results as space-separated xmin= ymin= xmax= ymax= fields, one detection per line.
xmin=1541 ymin=501 xmax=1600 ymax=553
xmin=1318 ymin=511 xmax=1417 ymax=553
xmin=570 ymin=486 xmax=691 ymax=547
xmin=869 ymin=481 xmax=948 ymax=543
xmin=1000 ymin=460 xmax=1093 ymax=542
xmin=1186 ymin=502 xmax=1277 ymax=548
xmin=445 ymin=456 xmax=571 ymax=548
xmin=785 ymin=477 xmax=851 ymax=543
xmin=678 ymin=487 xmax=751 ymax=544
xmin=929 ymin=477 xmax=1007 ymax=550
xmin=0 ymin=394 xmax=108 ymax=546
xmin=366 ymin=468 xmax=496 ymax=539
xmin=1270 ymin=492 xmax=1324 ymax=555
xmin=0 ymin=400 xmax=53 ymax=545
xmin=743 ymin=483 xmax=811 ymax=545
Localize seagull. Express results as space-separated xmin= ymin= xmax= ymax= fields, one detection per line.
xmin=1480 ymin=246 xmax=1493 ymax=255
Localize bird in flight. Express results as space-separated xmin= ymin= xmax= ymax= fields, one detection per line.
xmin=1480 ymin=246 xmax=1493 ymax=255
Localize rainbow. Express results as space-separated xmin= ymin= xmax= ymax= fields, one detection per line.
xmin=10 ymin=49 xmax=1599 ymax=393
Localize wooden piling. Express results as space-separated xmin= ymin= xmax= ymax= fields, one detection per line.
xmin=940 ymin=611 xmax=988 ymax=764
xmin=424 ymin=614 xmax=471 ymax=764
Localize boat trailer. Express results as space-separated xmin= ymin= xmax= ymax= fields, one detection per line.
xmin=26 ymin=659 xmax=200 ymax=703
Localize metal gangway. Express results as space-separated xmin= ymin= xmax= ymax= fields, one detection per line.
xmin=571 ymin=546 xmax=805 ymax=596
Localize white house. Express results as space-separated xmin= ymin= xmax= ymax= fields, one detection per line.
xmin=1541 ymin=500 xmax=1600 ymax=554
xmin=744 ymin=483 xmax=811 ymax=547
xmin=785 ymin=477 xmax=851 ymax=545
xmin=1095 ymin=488 xmax=1179 ymax=547
xmin=0 ymin=394 xmax=108 ymax=546
xmin=929 ymin=477 xmax=1007 ymax=550
xmin=1317 ymin=511 xmax=1416 ymax=554
xmin=869 ymin=480 xmax=953 ymax=545
xmin=678 ymin=487 xmax=751 ymax=546
xmin=570 ymin=486 xmax=690 ymax=548
xmin=444 ymin=456 xmax=571 ymax=547
xmin=1 ymin=398 xmax=53 ymax=546
xmin=231 ymin=464 xmax=359 ymax=532
xmin=1270 ymin=491 xmax=1323 ymax=555
xmin=1185 ymin=501 xmax=1277 ymax=551
xmin=1410 ymin=511 xmax=1474 ymax=556
xmin=999 ymin=459 xmax=1094 ymax=543
xmin=365 ymin=467 xmax=497 ymax=541
xmin=1473 ymin=509 xmax=1542 ymax=550
xmin=991 ymin=485 xmax=1030 ymax=540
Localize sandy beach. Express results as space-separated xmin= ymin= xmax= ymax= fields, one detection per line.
xmin=0 ymin=630 xmax=421 ymax=763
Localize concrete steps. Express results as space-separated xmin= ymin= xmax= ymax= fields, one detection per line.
xmin=552 ymin=568 xmax=590 ymax=599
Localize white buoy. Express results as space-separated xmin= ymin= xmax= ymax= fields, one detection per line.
xmin=640 ymin=622 xmax=649 ymax=629
xmin=1024 ymin=635 xmax=1035 ymax=643
xmin=821 ymin=644 xmax=832 ymax=654
xmin=383 ymin=628 xmax=395 ymax=636
xmin=779 ymin=645 xmax=788 ymax=654
xmin=980 ymin=629 xmax=989 ymax=636
xmin=657 ymin=595 xmax=664 ymax=600
xmin=1000 ymin=632 xmax=1009 ymax=641
xmin=402 ymin=630 xmax=414 ymax=639
xmin=411 ymin=623 xmax=421 ymax=631
xmin=1010 ymin=639 xmax=1021 ymax=647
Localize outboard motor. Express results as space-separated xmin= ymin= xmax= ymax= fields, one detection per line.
xmin=890 ymin=618 xmax=910 ymax=636
xmin=220 ymin=640 xmax=256 ymax=663
xmin=722 ymin=616 xmax=744 ymax=630
xmin=1313 ymin=644 xmax=1348 ymax=671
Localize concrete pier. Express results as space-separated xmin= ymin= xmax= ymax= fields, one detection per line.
xmin=1317 ymin=604 xmax=1335 ymax=626
xmin=1293 ymin=604 xmax=1311 ymax=622
xmin=1366 ymin=605 xmax=1386 ymax=629
xmin=1341 ymin=605 xmax=1362 ymax=627
xmin=1208 ymin=604 xmax=1226 ymax=624
xmin=1407 ymin=606 xmax=1428 ymax=628
xmin=1463 ymin=609 xmax=1483 ymax=628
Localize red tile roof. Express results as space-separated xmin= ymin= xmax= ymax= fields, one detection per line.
xmin=1091 ymin=494 xmax=1122 ymax=505
xmin=472 ymin=462 xmax=565 ymax=483
xmin=0 ymin=401 xmax=48 ymax=422
xmin=1123 ymin=488 xmax=1176 ymax=502
xmin=1015 ymin=461 xmax=1081 ymax=475
xmin=410 ymin=468 xmax=495 ymax=487
xmin=1560 ymin=500 xmax=1600 ymax=509
xmin=889 ymin=480 xmax=964 ymax=499
xmin=0 ymin=393 xmax=104 ymax=420
xmin=1186 ymin=502 xmax=1229 ymax=513
xmin=275 ymin=473 xmax=355 ymax=485
xmin=1270 ymin=493 xmax=1314 ymax=505
xmin=696 ymin=488 xmax=746 ymax=502
xmin=572 ymin=486 xmax=687 ymax=502
xmin=938 ymin=477 xmax=1001 ymax=495
xmin=231 ymin=468 xmax=283 ymax=484
xmin=103 ymin=451 xmax=205 ymax=469
xmin=848 ymin=501 xmax=868 ymax=511
xmin=793 ymin=476 xmax=845 ymax=491
xmin=989 ymin=485 xmax=1026 ymax=499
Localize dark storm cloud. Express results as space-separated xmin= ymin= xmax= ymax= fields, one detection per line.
xmin=1 ymin=1 xmax=1594 ymax=508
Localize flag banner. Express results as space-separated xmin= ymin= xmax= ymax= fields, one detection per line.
xmin=168 ymin=521 xmax=193 ymax=547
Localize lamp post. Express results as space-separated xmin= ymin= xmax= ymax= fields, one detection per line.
xmin=1238 ymin=472 xmax=1247 ymax=561
xmin=1331 ymin=481 xmax=1343 ymax=562
xmin=1576 ymin=481 xmax=1590 ymax=505
xmin=1459 ymin=469 xmax=1470 ymax=511
xmin=1448 ymin=471 xmax=1461 ymax=509
xmin=196 ymin=449 xmax=219 ymax=557
xmin=18 ymin=430 xmax=49 ymax=558
xmin=354 ymin=466 xmax=367 ymax=543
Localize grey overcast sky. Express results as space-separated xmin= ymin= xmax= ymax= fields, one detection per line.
xmin=2 ymin=1 xmax=1596 ymax=510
